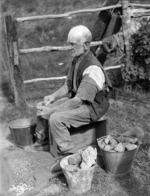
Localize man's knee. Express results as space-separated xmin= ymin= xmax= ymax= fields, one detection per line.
xmin=49 ymin=112 xmax=63 ymax=129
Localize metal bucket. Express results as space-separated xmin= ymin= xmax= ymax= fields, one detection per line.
xmin=60 ymin=154 xmax=96 ymax=194
xmin=97 ymin=136 xmax=140 ymax=176
xmin=8 ymin=118 xmax=36 ymax=147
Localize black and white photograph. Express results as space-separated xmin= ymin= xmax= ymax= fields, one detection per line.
xmin=0 ymin=0 xmax=150 ymax=195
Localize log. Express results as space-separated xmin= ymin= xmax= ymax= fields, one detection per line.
xmin=16 ymin=4 xmax=122 ymax=23
xmin=19 ymin=42 xmax=102 ymax=54
xmin=20 ymin=33 xmax=123 ymax=54
xmin=104 ymin=64 xmax=125 ymax=70
xmin=133 ymin=12 xmax=150 ymax=18
xmin=130 ymin=3 xmax=150 ymax=8
xmin=24 ymin=64 xmax=125 ymax=84
xmin=130 ymin=8 xmax=150 ymax=18
xmin=132 ymin=9 xmax=150 ymax=14
xmin=24 ymin=76 xmax=67 ymax=84
xmin=122 ymin=0 xmax=131 ymax=68
xmin=5 ymin=15 xmax=26 ymax=108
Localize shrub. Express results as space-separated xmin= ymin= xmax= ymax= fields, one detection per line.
xmin=131 ymin=18 xmax=150 ymax=80
xmin=122 ymin=18 xmax=150 ymax=91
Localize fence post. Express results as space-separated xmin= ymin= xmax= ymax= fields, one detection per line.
xmin=122 ymin=0 xmax=131 ymax=67
xmin=5 ymin=15 xmax=26 ymax=108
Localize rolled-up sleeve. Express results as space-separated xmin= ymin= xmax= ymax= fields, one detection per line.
xmin=76 ymin=65 xmax=105 ymax=103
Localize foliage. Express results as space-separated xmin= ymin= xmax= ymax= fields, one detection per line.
xmin=131 ymin=18 xmax=150 ymax=79
xmin=123 ymin=18 xmax=150 ymax=88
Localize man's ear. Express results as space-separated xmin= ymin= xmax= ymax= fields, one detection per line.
xmin=83 ymin=42 xmax=89 ymax=50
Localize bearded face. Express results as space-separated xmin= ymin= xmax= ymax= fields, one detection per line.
xmin=68 ymin=40 xmax=85 ymax=57
xmin=67 ymin=25 xmax=92 ymax=57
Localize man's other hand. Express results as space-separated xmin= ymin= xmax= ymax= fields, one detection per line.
xmin=37 ymin=107 xmax=54 ymax=119
xmin=44 ymin=95 xmax=55 ymax=106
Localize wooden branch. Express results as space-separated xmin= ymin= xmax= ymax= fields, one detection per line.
xmin=133 ymin=9 xmax=150 ymax=14
xmin=90 ymin=41 xmax=103 ymax=47
xmin=24 ymin=76 xmax=67 ymax=84
xmin=19 ymin=42 xmax=103 ymax=54
xmin=5 ymin=15 xmax=26 ymax=107
xmin=122 ymin=0 xmax=131 ymax=69
xmin=130 ymin=8 xmax=150 ymax=17
xmin=16 ymin=4 xmax=122 ymax=23
xmin=20 ymin=46 xmax=71 ymax=54
xmin=104 ymin=64 xmax=125 ymax=70
xmin=130 ymin=3 xmax=150 ymax=8
xmin=24 ymin=64 xmax=125 ymax=84
xmin=13 ymin=42 xmax=19 ymax=65
xmin=5 ymin=16 xmax=14 ymax=92
xmin=19 ymin=33 xmax=123 ymax=54
xmin=133 ymin=12 xmax=150 ymax=18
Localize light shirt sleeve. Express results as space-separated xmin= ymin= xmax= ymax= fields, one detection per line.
xmin=76 ymin=65 xmax=105 ymax=103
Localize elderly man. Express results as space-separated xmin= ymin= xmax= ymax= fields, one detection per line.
xmin=35 ymin=25 xmax=112 ymax=156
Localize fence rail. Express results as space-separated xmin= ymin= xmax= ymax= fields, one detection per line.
xmin=5 ymin=1 xmax=150 ymax=107
xmin=16 ymin=3 xmax=150 ymax=23
xmin=20 ymin=32 xmax=124 ymax=54
xmin=16 ymin=4 xmax=122 ymax=23
xmin=130 ymin=3 xmax=150 ymax=8
xmin=24 ymin=64 xmax=125 ymax=84
xmin=19 ymin=41 xmax=103 ymax=54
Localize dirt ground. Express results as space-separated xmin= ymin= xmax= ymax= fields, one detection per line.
xmin=2 ymin=99 xmax=73 ymax=196
xmin=0 ymin=99 xmax=62 ymax=196
xmin=0 ymin=95 xmax=150 ymax=196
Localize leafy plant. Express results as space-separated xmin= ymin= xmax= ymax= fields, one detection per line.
xmin=122 ymin=18 xmax=150 ymax=91
xmin=130 ymin=18 xmax=150 ymax=80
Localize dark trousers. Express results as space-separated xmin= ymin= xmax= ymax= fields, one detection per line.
xmin=35 ymin=97 xmax=109 ymax=154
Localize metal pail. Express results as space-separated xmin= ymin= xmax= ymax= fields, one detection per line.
xmin=9 ymin=118 xmax=36 ymax=147
xmin=97 ymin=136 xmax=140 ymax=176
xmin=60 ymin=154 xmax=96 ymax=194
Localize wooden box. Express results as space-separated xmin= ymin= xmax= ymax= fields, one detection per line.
xmin=49 ymin=117 xmax=108 ymax=158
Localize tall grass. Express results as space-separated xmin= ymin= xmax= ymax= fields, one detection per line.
xmin=18 ymin=14 xmax=99 ymax=99
xmin=2 ymin=0 xmax=150 ymax=101
xmin=19 ymin=13 xmax=98 ymax=81
xmin=2 ymin=0 xmax=104 ymax=100
xmin=2 ymin=0 xmax=106 ymax=16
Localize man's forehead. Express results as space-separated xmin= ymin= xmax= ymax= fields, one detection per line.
xmin=67 ymin=25 xmax=92 ymax=44
xmin=67 ymin=33 xmax=84 ymax=44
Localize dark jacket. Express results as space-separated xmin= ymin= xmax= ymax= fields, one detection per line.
xmin=67 ymin=50 xmax=112 ymax=121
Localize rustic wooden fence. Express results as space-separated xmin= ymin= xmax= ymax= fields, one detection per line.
xmin=5 ymin=0 xmax=150 ymax=107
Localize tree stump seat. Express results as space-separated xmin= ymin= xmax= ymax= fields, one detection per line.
xmin=49 ymin=116 xmax=108 ymax=158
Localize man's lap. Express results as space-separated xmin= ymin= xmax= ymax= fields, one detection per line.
xmin=49 ymin=104 xmax=91 ymax=129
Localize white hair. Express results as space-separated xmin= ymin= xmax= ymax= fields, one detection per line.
xmin=67 ymin=25 xmax=92 ymax=44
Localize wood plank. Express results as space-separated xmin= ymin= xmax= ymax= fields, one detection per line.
xmin=5 ymin=15 xmax=26 ymax=108
xmin=130 ymin=3 xmax=150 ymax=8
xmin=23 ymin=64 xmax=125 ymax=84
xmin=122 ymin=0 xmax=131 ymax=72
xmin=16 ymin=4 xmax=122 ymax=23
xmin=19 ymin=41 xmax=103 ymax=54
xmin=49 ymin=118 xmax=108 ymax=158
xmin=19 ymin=33 xmax=123 ymax=54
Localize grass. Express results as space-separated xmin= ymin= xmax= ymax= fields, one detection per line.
xmin=2 ymin=0 xmax=103 ymax=97
xmin=52 ymin=89 xmax=149 ymax=196
xmin=1 ymin=88 xmax=150 ymax=196
xmin=2 ymin=0 xmax=100 ymax=104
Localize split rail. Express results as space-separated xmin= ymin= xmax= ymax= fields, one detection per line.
xmin=5 ymin=0 xmax=150 ymax=107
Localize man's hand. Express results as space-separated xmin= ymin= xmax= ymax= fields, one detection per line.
xmin=36 ymin=101 xmax=45 ymax=110
xmin=44 ymin=95 xmax=55 ymax=106
xmin=37 ymin=106 xmax=55 ymax=119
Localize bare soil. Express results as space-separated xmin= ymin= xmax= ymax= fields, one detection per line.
xmin=0 ymin=90 xmax=150 ymax=196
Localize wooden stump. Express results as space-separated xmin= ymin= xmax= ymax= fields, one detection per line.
xmin=49 ymin=117 xmax=108 ymax=158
